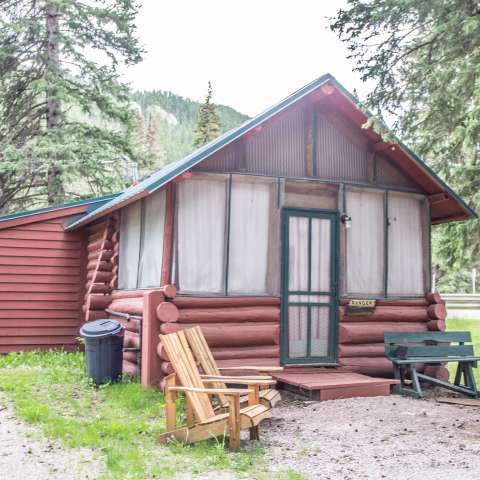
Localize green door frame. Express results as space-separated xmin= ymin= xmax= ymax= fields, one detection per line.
xmin=280 ymin=208 xmax=340 ymax=365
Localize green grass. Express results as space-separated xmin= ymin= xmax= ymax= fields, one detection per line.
xmin=446 ymin=317 xmax=480 ymax=383
xmin=0 ymin=350 xmax=269 ymax=479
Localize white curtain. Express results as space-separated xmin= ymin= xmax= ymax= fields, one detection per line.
xmin=176 ymin=175 xmax=227 ymax=293
xmin=346 ymin=188 xmax=385 ymax=295
xmin=138 ymin=189 xmax=166 ymax=288
xmin=118 ymin=202 xmax=142 ymax=289
xmin=311 ymin=218 xmax=331 ymax=292
xmin=288 ymin=216 xmax=309 ymax=291
xmin=228 ymin=177 xmax=272 ymax=293
xmin=388 ymin=193 xmax=425 ymax=295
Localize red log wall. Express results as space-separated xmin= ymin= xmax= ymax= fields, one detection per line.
xmin=0 ymin=216 xmax=87 ymax=353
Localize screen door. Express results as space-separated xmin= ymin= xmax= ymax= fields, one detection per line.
xmin=281 ymin=209 xmax=339 ymax=364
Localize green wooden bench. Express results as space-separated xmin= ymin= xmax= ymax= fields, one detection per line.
xmin=384 ymin=331 xmax=480 ymax=398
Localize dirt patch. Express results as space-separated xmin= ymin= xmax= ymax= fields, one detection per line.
xmin=0 ymin=396 xmax=102 ymax=480
xmin=261 ymin=392 xmax=480 ymax=479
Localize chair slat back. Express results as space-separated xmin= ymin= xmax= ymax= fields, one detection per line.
xmin=184 ymin=326 xmax=228 ymax=405
xmin=160 ymin=330 xmax=215 ymax=422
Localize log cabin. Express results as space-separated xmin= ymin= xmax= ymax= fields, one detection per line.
xmin=0 ymin=74 xmax=477 ymax=398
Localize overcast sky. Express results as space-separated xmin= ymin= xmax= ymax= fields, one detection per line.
xmin=122 ymin=0 xmax=370 ymax=117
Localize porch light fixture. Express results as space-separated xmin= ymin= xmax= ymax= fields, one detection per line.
xmin=341 ymin=213 xmax=352 ymax=229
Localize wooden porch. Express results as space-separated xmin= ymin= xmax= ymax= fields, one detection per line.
xmin=272 ymin=367 xmax=399 ymax=401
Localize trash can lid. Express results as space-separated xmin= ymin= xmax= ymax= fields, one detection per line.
xmin=80 ymin=319 xmax=123 ymax=338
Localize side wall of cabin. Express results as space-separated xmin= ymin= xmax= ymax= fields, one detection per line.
xmin=0 ymin=213 xmax=87 ymax=353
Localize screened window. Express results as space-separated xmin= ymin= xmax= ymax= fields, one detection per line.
xmin=176 ymin=175 xmax=228 ymax=293
xmin=344 ymin=187 xmax=428 ymax=297
xmin=228 ymin=176 xmax=278 ymax=294
xmin=138 ymin=189 xmax=166 ymax=288
xmin=118 ymin=202 xmax=142 ymax=289
xmin=346 ymin=188 xmax=385 ymax=295
xmin=118 ymin=189 xmax=166 ymax=290
xmin=174 ymin=173 xmax=279 ymax=295
xmin=387 ymin=193 xmax=426 ymax=295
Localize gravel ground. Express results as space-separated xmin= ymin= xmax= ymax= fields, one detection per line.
xmin=0 ymin=396 xmax=102 ymax=480
xmin=2 ymin=391 xmax=480 ymax=480
xmin=261 ymin=391 xmax=480 ymax=480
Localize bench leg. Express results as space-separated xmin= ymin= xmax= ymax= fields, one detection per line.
xmin=392 ymin=364 xmax=402 ymax=394
xmin=409 ymin=366 xmax=422 ymax=398
xmin=454 ymin=363 xmax=464 ymax=387
xmin=464 ymin=362 xmax=478 ymax=397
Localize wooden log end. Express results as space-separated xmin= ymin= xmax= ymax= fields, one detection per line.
xmin=156 ymin=301 xmax=179 ymax=323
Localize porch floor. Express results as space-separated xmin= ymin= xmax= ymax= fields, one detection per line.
xmin=272 ymin=368 xmax=399 ymax=401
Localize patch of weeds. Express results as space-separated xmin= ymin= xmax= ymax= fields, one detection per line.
xmin=0 ymin=350 xmax=267 ymax=479
xmin=276 ymin=469 xmax=305 ymax=480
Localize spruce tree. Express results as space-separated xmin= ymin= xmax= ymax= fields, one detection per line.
xmin=193 ymin=81 xmax=221 ymax=148
xmin=331 ymin=0 xmax=480 ymax=285
xmin=145 ymin=111 xmax=166 ymax=169
xmin=0 ymin=0 xmax=144 ymax=209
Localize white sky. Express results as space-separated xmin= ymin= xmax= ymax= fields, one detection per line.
xmin=122 ymin=0 xmax=370 ymax=117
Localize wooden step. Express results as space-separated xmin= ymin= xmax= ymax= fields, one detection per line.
xmin=272 ymin=370 xmax=399 ymax=401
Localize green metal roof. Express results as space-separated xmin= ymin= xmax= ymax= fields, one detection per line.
xmin=63 ymin=73 xmax=477 ymax=230
xmin=0 ymin=193 xmax=118 ymax=223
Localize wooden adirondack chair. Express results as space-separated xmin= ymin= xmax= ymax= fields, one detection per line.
xmin=158 ymin=329 xmax=274 ymax=451
xmin=184 ymin=326 xmax=282 ymax=409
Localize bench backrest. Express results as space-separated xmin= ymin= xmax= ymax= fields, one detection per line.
xmin=384 ymin=331 xmax=474 ymax=358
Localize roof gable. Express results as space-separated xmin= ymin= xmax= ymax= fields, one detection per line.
xmin=65 ymin=74 xmax=477 ymax=229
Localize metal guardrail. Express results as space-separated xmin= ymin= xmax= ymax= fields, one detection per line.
xmin=442 ymin=294 xmax=480 ymax=320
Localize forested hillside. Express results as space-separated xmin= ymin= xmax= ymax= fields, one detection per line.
xmin=131 ymin=90 xmax=249 ymax=171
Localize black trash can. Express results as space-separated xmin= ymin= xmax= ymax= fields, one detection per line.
xmin=80 ymin=319 xmax=124 ymax=385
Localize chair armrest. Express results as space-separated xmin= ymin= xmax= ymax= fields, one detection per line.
xmin=201 ymin=374 xmax=273 ymax=381
xmin=220 ymin=366 xmax=284 ymax=372
xmin=201 ymin=375 xmax=276 ymax=386
xmin=168 ymin=386 xmax=253 ymax=395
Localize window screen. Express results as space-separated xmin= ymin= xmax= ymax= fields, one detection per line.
xmin=118 ymin=202 xmax=141 ymax=289
xmin=228 ymin=176 xmax=277 ymax=293
xmin=138 ymin=189 xmax=166 ymax=288
xmin=346 ymin=188 xmax=385 ymax=295
xmin=176 ymin=175 xmax=227 ymax=293
xmin=387 ymin=193 xmax=426 ymax=295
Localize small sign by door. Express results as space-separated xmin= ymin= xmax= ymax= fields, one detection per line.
xmin=346 ymin=299 xmax=376 ymax=316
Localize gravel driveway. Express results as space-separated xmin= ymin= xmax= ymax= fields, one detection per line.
xmin=262 ymin=392 xmax=480 ymax=480
xmin=2 ymin=392 xmax=480 ymax=479
xmin=0 ymin=396 xmax=102 ymax=480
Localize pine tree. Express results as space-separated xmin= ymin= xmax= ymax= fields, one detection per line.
xmin=0 ymin=0 xmax=145 ymax=209
xmin=193 ymin=81 xmax=221 ymax=148
xmin=331 ymin=0 xmax=480 ymax=285
xmin=145 ymin=111 xmax=166 ymax=169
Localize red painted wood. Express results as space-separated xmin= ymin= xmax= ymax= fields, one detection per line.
xmin=176 ymin=306 xmax=280 ymax=324
xmin=0 ymin=255 xmax=80 ymax=267
xmin=340 ymin=305 xmax=429 ymax=322
xmin=173 ymin=296 xmax=280 ymax=308
xmin=0 ymin=292 xmax=80 ymax=301
xmin=0 ymin=265 xmax=81 ymax=276
xmin=0 ymin=283 xmax=79 ymax=293
xmin=0 ymin=230 xmax=79 ymax=241
xmin=160 ymin=184 xmax=174 ymax=285
xmin=0 ymin=344 xmax=78 ymax=353
xmin=156 ymin=301 xmax=179 ymax=323
xmin=0 ymin=301 xmax=80 ymax=310
xmin=0 ymin=274 xmax=80 ymax=284
xmin=0 ymin=310 xmax=79 ymax=319
xmin=0 ymin=327 xmax=79 ymax=337
xmin=0 ymin=319 xmax=80 ymax=328
xmin=0 ymin=238 xmax=80 ymax=250
xmin=339 ymin=321 xmax=428 ymax=344
xmin=427 ymin=303 xmax=447 ymax=320
xmin=159 ymin=322 xmax=279 ymax=347
xmin=0 ymin=247 xmax=80 ymax=258
xmin=109 ymin=298 xmax=144 ymax=315
xmin=141 ymin=291 xmax=164 ymax=387
xmin=339 ymin=298 xmax=428 ymax=307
